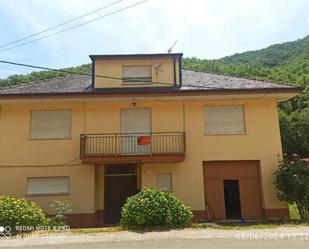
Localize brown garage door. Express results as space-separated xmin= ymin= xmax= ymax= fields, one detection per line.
xmin=203 ymin=161 xmax=263 ymax=220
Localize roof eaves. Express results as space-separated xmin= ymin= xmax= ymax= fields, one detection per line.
xmin=89 ymin=53 xmax=183 ymax=61
xmin=0 ymin=86 xmax=302 ymax=99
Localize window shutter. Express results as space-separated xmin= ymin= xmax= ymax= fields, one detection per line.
xmin=31 ymin=110 xmax=71 ymax=139
xmin=204 ymin=106 xmax=245 ymax=134
xmin=121 ymin=108 xmax=151 ymax=134
xmin=156 ymin=173 xmax=172 ymax=191
xmin=27 ymin=177 xmax=69 ymax=195
xmin=123 ymin=66 xmax=151 ymax=78
xmin=123 ymin=65 xmax=152 ymax=83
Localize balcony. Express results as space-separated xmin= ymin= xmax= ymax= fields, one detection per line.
xmin=80 ymin=132 xmax=185 ymax=164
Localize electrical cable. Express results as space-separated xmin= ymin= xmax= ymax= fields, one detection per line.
xmin=0 ymin=0 xmax=148 ymax=53
xmin=0 ymin=0 xmax=125 ymax=50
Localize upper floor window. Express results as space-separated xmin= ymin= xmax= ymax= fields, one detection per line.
xmin=204 ymin=105 xmax=246 ymax=135
xmin=122 ymin=65 xmax=152 ymax=84
xmin=30 ymin=110 xmax=71 ymax=139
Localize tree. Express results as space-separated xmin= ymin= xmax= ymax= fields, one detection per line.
xmin=279 ymin=109 xmax=309 ymax=157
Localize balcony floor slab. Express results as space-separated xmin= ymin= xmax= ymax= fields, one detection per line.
xmin=80 ymin=153 xmax=185 ymax=164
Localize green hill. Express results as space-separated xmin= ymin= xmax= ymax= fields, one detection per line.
xmin=0 ymin=64 xmax=91 ymax=87
xmin=0 ymin=35 xmax=308 ymax=156
xmin=217 ymin=36 xmax=308 ymax=68
xmin=183 ymin=35 xmax=309 ymax=86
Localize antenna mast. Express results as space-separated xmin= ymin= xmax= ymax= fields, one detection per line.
xmin=168 ymin=40 xmax=178 ymax=53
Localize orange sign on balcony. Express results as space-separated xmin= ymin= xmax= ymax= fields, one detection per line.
xmin=137 ymin=136 xmax=151 ymax=145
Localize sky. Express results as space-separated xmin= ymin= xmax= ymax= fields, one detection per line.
xmin=0 ymin=0 xmax=308 ymax=78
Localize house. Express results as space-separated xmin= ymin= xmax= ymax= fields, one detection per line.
xmin=0 ymin=53 xmax=301 ymax=227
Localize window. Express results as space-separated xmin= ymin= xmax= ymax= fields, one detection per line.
xmin=204 ymin=105 xmax=246 ymax=135
xmin=30 ymin=110 xmax=71 ymax=139
xmin=27 ymin=177 xmax=69 ymax=195
xmin=122 ymin=65 xmax=152 ymax=83
xmin=156 ymin=173 xmax=172 ymax=191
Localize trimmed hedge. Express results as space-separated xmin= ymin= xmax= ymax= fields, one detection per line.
xmin=120 ymin=188 xmax=193 ymax=228
xmin=0 ymin=196 xmax=50 ymax=232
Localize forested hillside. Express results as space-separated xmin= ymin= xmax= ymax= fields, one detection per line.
xmin=0 ymin=64 xmax=91 ymax=87
xmin=183 ymin=35 xmax=309 ymax=86
xmin=0 ymin=36 xmax=308 ymax=156
xmin=183 ymin=35 xmax=309 ymax=157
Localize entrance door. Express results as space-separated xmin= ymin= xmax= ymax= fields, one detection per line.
xmin=104 ymin=164 xmax=138 ymax=224
xmin=121 ymin=108 xmax=151 ymax=154
xmin=223 ymin=180 xmax=241 ymax=219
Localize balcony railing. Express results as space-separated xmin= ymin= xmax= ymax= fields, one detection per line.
xmin=80 ymin=132 xmax=185 ymax=161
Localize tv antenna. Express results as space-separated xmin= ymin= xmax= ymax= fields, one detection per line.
xmin=155 ymin=40 xmax=178 ymax=75
xmin=168 ymin=40 xmax=178 ymax=53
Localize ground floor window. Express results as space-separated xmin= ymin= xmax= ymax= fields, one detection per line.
xmin=26 ymin=176 xmax=69 ymax=195
xmin=156 ymin=173 xmax=173 ymax=192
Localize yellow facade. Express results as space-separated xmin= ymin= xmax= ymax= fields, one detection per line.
xmin=0 ymin=98 xmax=286 ymax=216
xmin=94 ymin=58 xmax=180 ymax=88
xmin=0 ymin=53 xmax=295 ymax=226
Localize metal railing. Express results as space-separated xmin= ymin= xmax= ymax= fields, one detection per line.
xmin=80 ymin=132 xmax=185 ymax=157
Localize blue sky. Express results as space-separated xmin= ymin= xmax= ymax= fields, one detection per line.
xmin=0 ymin=0 xmax=308 ymax=78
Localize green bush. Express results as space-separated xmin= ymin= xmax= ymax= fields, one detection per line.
xmin=49 ymin=200 xmax=72 ymax=225
xmin=120 ymin=188 xmax=193 ymax=228
xmin=0 ymin=196 xmax=50 ymax=232
xmin=274 ymin=154 xmax=309 ymax=221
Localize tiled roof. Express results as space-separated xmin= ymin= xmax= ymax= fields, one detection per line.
xmin=0 ymin=69 xmax=297 ymax=95
xmin=181 ymin=70 xmax=294 ymax=90
xmin=0 ymin=75 xmax=91 ymax=94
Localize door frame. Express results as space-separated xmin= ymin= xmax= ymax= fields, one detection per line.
xmin=103 ymin=164 xmax=139 ymax=224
